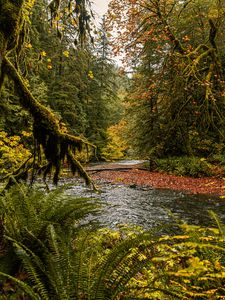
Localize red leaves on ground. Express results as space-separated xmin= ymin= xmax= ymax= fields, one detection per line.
xmin=92 ymin=169 xmax=225 ymax=196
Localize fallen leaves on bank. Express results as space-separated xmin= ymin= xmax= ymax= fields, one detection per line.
xmin=91 ymin=169 xmax=225 ymax=196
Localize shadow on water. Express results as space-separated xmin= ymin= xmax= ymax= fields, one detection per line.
xmin=65 ymin=180 xmax=225 ymax=229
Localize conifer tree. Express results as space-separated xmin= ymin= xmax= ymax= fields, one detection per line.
xmin=0 ymin=0 xmax=95 ymax=186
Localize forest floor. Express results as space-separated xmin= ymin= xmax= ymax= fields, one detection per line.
xmin=88 ymin=163 xmax=225 ymax=196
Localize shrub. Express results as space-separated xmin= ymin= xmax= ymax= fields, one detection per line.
xmin=0 ymin=131 xmax=32 ymax=177
xmin=155 ymin=156 xmax=213 ymax=177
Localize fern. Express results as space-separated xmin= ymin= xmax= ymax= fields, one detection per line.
xmin=2 ymin=184 xmax=225 ymax=299
xmin=208 ymin=210 xmax=225 ymax=238
xmin=0 ymin=271 xmax=42 ymax=300
xmin=90 ymin=231 xmax=155 ymax=300
xmin=0 ymin=183 xmax=101 ymax=241
xmin=0 ymin=184 xmax=102 ymax=299
xmin=45 ymin=225 xmax=72 ymax=300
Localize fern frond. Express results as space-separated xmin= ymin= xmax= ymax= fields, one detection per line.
xmin=72 ymin=229 xmax=94 ymax=299
xmin=0 ymin=184 xmax=103 ymax=299
xmin=0 ymin=271 xmax=41 ymax=300
xmin=11 ymin=241 xmax=49 ymax=300
xmin=44 ymin=224 xmax=75 ymax=300
xmin=42 ymin=194 xmax=101 ymax=226
xmin=92 ymin=231 xmax=155 ymax=300
xmin=0 ymin=184 xmax=101 ymax=242
xmin=5 ymin=235 xmax=47 ymax=273
xmin=208 ymin=210 xmax=225 ymax=237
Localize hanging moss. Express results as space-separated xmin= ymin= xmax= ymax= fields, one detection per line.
xmin=3 ymin=57 xmax=95 ymax=187
xmin=0 ymin=0 xmax=96 ymax=188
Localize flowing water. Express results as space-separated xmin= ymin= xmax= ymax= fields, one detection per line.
xmin=64 ymin=178 xmax=225 ymax=230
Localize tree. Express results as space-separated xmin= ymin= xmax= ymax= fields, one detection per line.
xmin=27 ymin=4 xmax=124 ymax=161
xmin=0 ymin=0 xmax=96 ymax=186
xmin=107 ymin=0 xmax=225 ymax=158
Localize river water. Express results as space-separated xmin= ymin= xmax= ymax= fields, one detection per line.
xmin=65 ymin=179 xmax=225 ymax=230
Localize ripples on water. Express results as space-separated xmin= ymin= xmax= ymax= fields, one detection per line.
xmin=65 ymin=180 xmax=225 ymax=229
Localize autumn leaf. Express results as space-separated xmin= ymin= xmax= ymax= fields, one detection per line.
xmin=88 ymin=70 xmax=94 ymax=79
xmin=21 ymin=131 xmax=31 ymax=137
xmin=63 ymin=50 xmax=70 ymax=57
xmin=40 ymin=51 xmax=47 ymax=57
xmin=25 ymin=43 xmax=32 ymax=49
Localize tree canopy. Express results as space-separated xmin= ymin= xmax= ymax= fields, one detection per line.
xmin=0 ymin=0 xmax=125 ymax=187
xmin=1 ymin=0 xmax=225 ymax=184
xmin=106 ymin=0 xmax=225 ymax=160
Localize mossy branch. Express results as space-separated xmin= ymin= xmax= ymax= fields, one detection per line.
xmin=67 ymin=149 xmax=97 ymax=190
xmin=3 ymin=56 xmax=95 ymax=186
xmin=209 ymin=18 xmax=217 ymax=50
xmin=3 ymin=57 xmax=61 ymax=134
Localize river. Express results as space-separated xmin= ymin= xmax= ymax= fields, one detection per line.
xmin=64 ymin=177 xmax=225 ymax=230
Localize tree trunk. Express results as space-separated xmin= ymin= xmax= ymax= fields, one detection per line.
xmin=0 ymin=0 xmax=96 ymax=187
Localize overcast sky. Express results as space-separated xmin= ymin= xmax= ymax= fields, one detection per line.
xmin=92 ymin=0 xmax=110 ymax=18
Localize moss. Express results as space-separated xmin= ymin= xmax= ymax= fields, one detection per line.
xmin=0 ymin=0 xmax=24 ymax=50
xmin=67 ymin=149 xmax=96 ymax=189
xmin=4 ymin=58 xmax=61 ymax=133
xmin=3 ymin=57 xmax=95 ymax=186
xmin=0 ymin=1 xmax=95 ymax=187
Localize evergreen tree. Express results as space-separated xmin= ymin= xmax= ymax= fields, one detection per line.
xmin=0 ymin=0 xmax=96 ymax=186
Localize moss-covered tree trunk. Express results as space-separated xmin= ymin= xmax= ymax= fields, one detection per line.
xmin=0 ymin=0 xmax=95 ymax=188
xmin=0 ymin=0 xmax=23 ymax=89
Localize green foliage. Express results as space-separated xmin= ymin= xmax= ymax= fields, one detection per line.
xmin=26 ymin=4 xmax=125 ymax=161
xmin=0 ymin=0 xmax=95 ymax=186
xmin=146 ymin=154 xmax=225 ymax=177
xmin=1 ymin=185 xmax=225 ymax=299
xmin=0 ymin=0 xmax=126 ymax=187
xmin=207 ymin=154 xmax=225 ymax=176
xmin=154 ymin=156 xmax=214 ymax=177
xmin=0 ymin=83 xmax=31 ymax=135
xmin=0 ymin=0 xmax=126 ymax=186
xmin=124 ymin=0 xmax=225 ymax=160
xmin=0 ymin=185 xmax=150 ymax=299
xmin=130 ymin=219 xmax=225 ymax=299
xmin=0 ymin=184 xmax=101 ymax=297
xmin=0 ymin=184 xmax=100 ymax=243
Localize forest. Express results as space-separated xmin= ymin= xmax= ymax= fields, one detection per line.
xmin=1 ymin=0 xmax=225 ymax=299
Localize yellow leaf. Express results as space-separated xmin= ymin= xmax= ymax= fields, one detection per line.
xmin=21 ymin=131 xmax=31 ymax=137
xmin=205 ymin=181 xmax=215 ymax=186
xmin=25 ymin=43 xmax=32 ymax=49
xmin=40 ymin=51 xmax=47 ymax=57
xmin=215 ymin=261 xmax=222 ymax=270
xmin=63 ymin=50 xmax=69 ymax=57
xmin=88 ymin=70 xmax=94 ymax=79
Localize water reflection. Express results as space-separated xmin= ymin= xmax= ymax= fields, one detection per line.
xmin=66 ymin=181 xmax=225 ymax=229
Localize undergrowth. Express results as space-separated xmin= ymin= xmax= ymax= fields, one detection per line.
xmin=147 ymin=155 xmax=225 ymax=177
xmin=0 ymin=185 xmax=225 ymax=299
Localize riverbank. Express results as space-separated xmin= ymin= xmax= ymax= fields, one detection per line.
xmin=91 ymin=168 xmax=225 ymax=196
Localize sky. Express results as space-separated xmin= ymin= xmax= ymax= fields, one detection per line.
xmin=92 ymin=0 xmax=110 ymax=18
